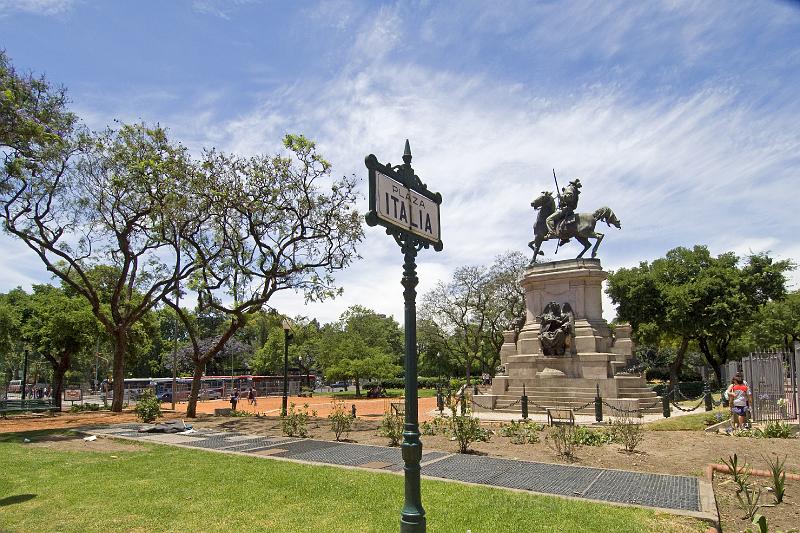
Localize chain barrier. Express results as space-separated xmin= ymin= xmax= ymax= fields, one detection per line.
xmin=670 ymin=397 xmax=705 ymax=412
xmin=672 ymin=387 xmax=703 ymax=402
xmin=469 ymin=397 xmax=522 ymax=411
xmin=600 ymin=400 xmax=642 ymax=415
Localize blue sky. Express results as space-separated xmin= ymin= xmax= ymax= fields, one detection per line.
xmin=1 ymin=0 xmax=799 ymax=324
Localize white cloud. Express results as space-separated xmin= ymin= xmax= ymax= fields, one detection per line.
xmin=0 ymin=0 xmax=74 ymax=16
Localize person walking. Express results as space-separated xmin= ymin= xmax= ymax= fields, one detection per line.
xmin=248 ymin=387 xmax=257 ymax=407
xmin=728 ymin=376 xmax=752 ymax=430
xmin=230 ymin=388 xmax=239 ymax=411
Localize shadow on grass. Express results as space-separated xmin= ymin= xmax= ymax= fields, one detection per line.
xmin=0 ymin=429 xmax=77 ymax=443
xmin=0 ymin=494 xmax=36 ymax=506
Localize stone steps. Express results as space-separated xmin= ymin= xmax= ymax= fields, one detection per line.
xmin=474 ymin=393 xmax=663 ymax=415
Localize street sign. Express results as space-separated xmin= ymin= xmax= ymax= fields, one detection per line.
xmin=365 ymin=147 xmax=442 ymax=250
xmin=363 ymin=140 xmax=442 ymax=532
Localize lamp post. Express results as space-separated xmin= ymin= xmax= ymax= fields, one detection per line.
xmin=282 ymin=318 xmax=293 ymax=417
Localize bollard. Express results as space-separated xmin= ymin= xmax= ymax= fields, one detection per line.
xmin=351 ymin=404 xmax=357 ymax=418
xmin=436 ymin=391 xmax=444 ymax=413
xmin=521 ymin=384 xmax=529 ymax=420
xmin=703 ymin=380 xmax=713 ymax=412
xmin=595 ymin=384 xmax=603 ymax=423
xmin=662 ymin=386 xmax=671 ymax=418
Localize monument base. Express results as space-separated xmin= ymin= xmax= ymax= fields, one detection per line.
xmin=478 ymin=258 xmax=660 ymax=416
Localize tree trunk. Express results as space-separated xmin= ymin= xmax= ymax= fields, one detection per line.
xmin=110 ymin=331 xmax=128 ymax=412
xmin=669 ymin=337 xmax=690 ymax=389
xmin=355 ymin=373 xmax=361 ymax=397
xmin=186 ymin=361 xmax=205 ymax=418
xmin=698 ymin=337 xmax=722 ymax=384
xmin=51 ymin=361 xmax=68 ymax=410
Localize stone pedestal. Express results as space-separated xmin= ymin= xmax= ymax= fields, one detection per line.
xmin=477 ymin=258 xmax=659 ymax=414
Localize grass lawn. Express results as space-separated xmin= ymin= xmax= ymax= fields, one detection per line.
xmin=645 ymin=409 xmax=727 ymax=431
xmin=0 ymin=430 xmax=704 ymax=533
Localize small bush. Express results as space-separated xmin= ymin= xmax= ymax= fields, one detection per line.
xmin=328 ymin=400 xmax=355 ymax=441
xmin=450 ymin=415 xmax=490 ymax=453
xmin=609 ymin=416 xmax=644 ymax=452
xmin=572 ymin=425 xmax=614 ymax=447
xmin=735 ymin=421 xmax=794 ymax=439
xmin=420 ymin=416 xmax=449 ymax=436
xmin=763 ymin=454 xmax=787 ymax=504
xmin=379 ymin=411 xmax=404 ymax=446
xmin=69 ymin=403 xmax=102 ymax=413
xmin=281 ymin=403 xmax=315 ymax=437
xmin=499 ymin=420 xmax=544 ymax=444
xmin=133 ymin=389 xmax=161 ymax=423
xmin=546 ymin=425 xmax=577 ymax=460
xmin=702 ymin=409 xmax=730 ymax=426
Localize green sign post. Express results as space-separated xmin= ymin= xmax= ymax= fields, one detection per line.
xmin=365 ymin=140 xmax=442 ymax=532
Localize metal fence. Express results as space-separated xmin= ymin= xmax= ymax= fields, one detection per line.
xmin=729 ymin=351 xmax=799 ymax=422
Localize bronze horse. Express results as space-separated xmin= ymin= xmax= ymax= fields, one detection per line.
xmin=528 ymin=191 xmax=621 ymax=264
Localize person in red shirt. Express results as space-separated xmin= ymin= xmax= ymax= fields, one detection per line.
xmin=727 ymin=376 xmax=752 ymax=430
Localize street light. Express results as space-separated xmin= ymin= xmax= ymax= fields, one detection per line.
xmin=282 ymin=318 xmax=293 ymax=417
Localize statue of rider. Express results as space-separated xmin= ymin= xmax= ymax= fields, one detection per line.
xmin=546 ymin=178 xmax=582 ymax=244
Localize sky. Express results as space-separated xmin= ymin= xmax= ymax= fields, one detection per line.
xmin=1 ymin=0 xmax=799 ymax=326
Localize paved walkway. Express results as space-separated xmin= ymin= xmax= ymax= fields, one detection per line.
xmin=89 ymin=424 xmax=714 ymax=521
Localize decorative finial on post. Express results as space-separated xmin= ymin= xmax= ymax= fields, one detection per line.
xmin=403 ymin=139 xmax=412 ymax=165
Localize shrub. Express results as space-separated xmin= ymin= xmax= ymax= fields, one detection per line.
xmin=281 ymin=403 xmax=315 ymax=437
xmin=572 ymin=425 xmax=614 ymax=447
xmin=720 ymin=454 xmax=750 ymax=493
xmin=328 ymin=400 xmax=355 ymax=441
xmin=450 ymin=415 xmax=490 ymax=453
xmin=546 ymin=425 xmax=577 ymax=460
xmin=735 ymin=421 xmax=794 ymax=439
xmin=420 ymin=416 xmax=449 ymax=436
xmin=379 ymin=411 xmax=404 ymax=446
xmin=703 ymin=409 xmax=730 ymax=426
xmin=760 ymin=421 xmax=793 ymax=439
xmin=133 ymin=389 xmax=161 ymax=423
xmin=499 ymin=420 xmax=544 ymax=444
xmin=763 ymin=454 xmax=787 ymax=503
xmin=69 ymin=403 xmax=102 ymax=413
xmin=609 ymin=416 xmax=644 ymax=452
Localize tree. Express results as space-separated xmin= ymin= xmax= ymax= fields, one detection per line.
xmin=2 ymin=106 xmax=200 ymax=411
xmin=607 ymin=246 xmax=792 ymax=384
xmin=22 ymin=285 xmax=100 ymax=407
xmin=420 ymin=251 xmax=527 ymax=383
xmin=169 ymin=134 xmax=363 ymax=416
xmin=315 ymin=306 xmax=402 ymax=396
xmin=751 ymin=291 xmax=800 ymax=352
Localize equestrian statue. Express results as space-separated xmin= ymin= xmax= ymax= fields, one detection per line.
xmin=527 ymin=171 xmax=621 ymax=264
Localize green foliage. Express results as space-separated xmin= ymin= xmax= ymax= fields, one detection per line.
xmin=133 ymin=389 xmax=161 ymax=423
xmin=607 ymin=246 xmax=793 ymax=381
xmin=450 ymin=415 xmax=490 ymax=453
xmin=763 ymin=454 xmax=787 ymax=504
xmin=735 ymin=421 xmax=794 ymax=439
xmin=379 ymin=411 xmax=404 ymax=446
xmin=703 ymin=409 xmax=731 ymax=426
xmin=499 ymin=420 xmax=544 ymax=444
xmin=327 ymin=400 xmax=354 ymax=441
xmin=546 ymin=425 xmax=578 ymax=460
xmin=281 ymin=403 xmax=315 ymax=437
xmin=720 ymin=454 xmax=750 ymax=491
xmin=608 ymin=416 xmax=644 ymax=452
xmin=316 ymin=306 xmax=403 ymax=393
xmin=68 ymin=403 xmax=103 ymax=412
xmin=736 ymin=484 xmax=762 ymax=520
xmin=420 ymin=416 xmax=450 ymax=436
